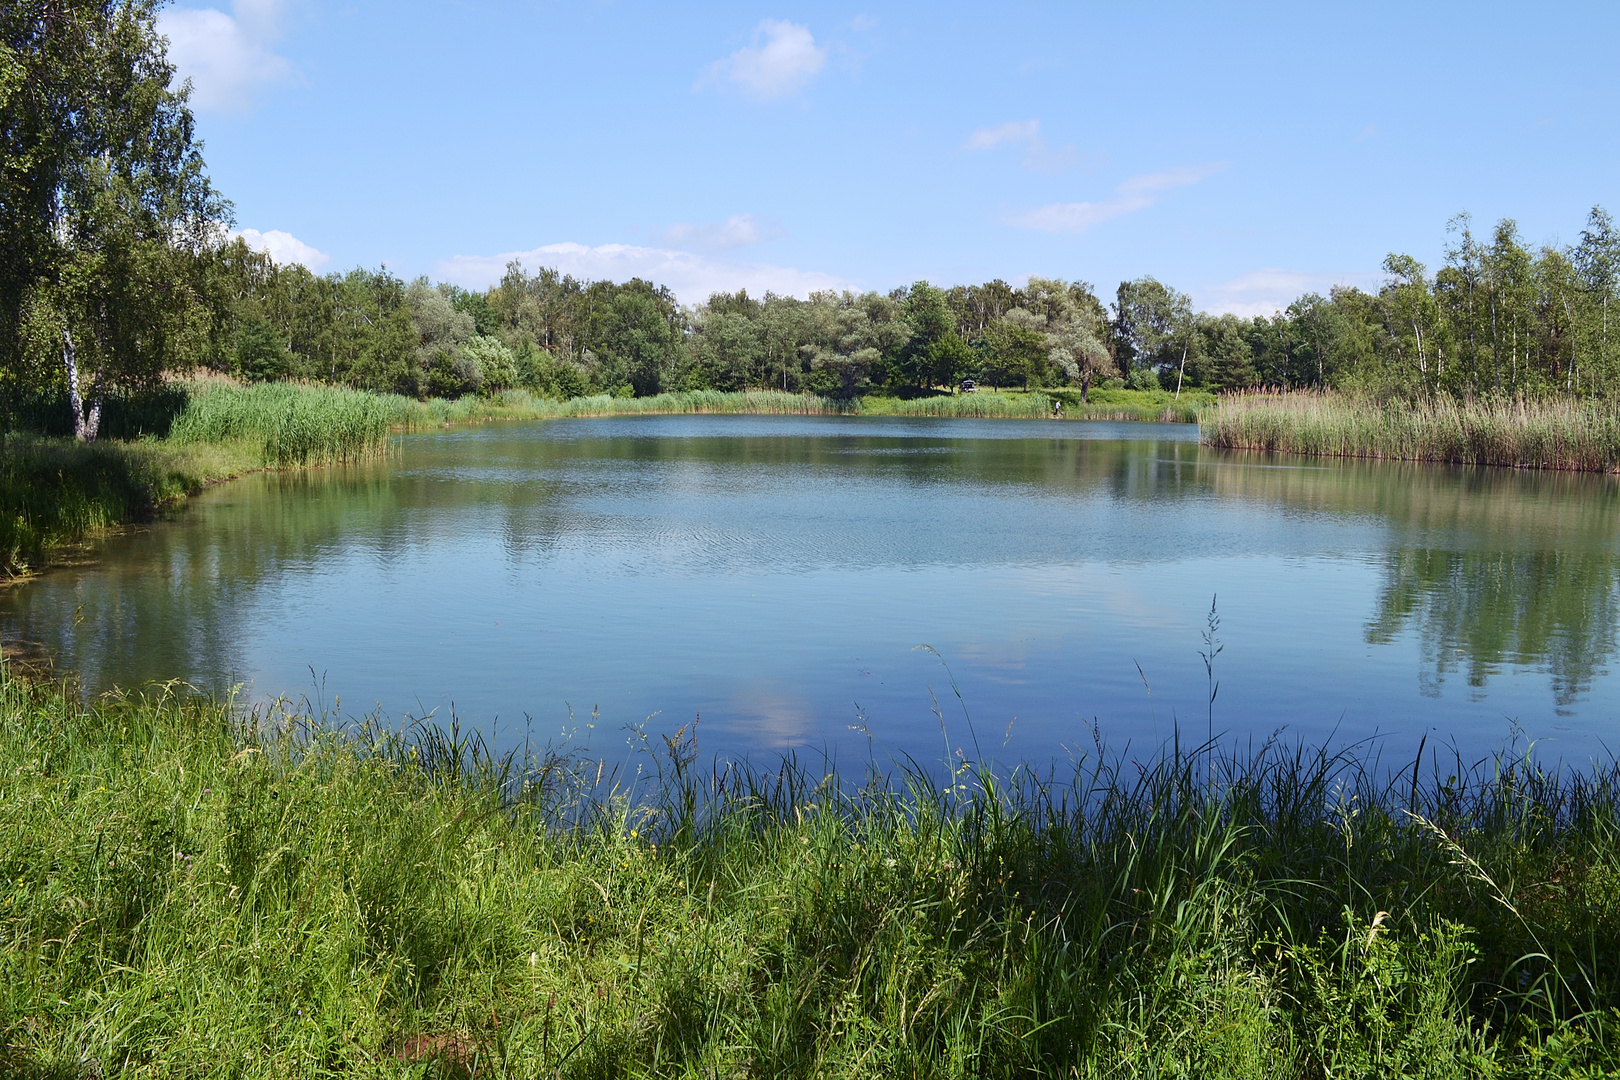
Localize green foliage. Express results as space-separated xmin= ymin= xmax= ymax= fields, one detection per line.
xmin=1284 ymin=912 xmax=1495 ymax=1077
xmin=0 ymin=0 xmax=225 ymax=424
xmin=1114 ymin=276 xmax=1195 ymax=380
xmin=856 ymin=391 xmax=1054 ymax=418
xmin=464 ymin=335 xmax=518 ymax=394
xmin=1 ymin=674 xmax=1619 ymax=1076
xmin=1126 ymin=365 xmax=1162 ymax=391
xmin=233 ymin=317 xmax=291 ymax=383
xmin=578 ymin=278 xmax=685 ymax=397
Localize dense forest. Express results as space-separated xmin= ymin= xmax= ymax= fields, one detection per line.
xmin=7 ymin=2 xmax=1620 ymax=440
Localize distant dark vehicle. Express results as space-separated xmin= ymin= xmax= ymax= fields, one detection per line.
xmin=959 ymin=379 xmax=977 ymax=394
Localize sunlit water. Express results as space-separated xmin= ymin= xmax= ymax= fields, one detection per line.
xmin=9 ymin=415 xmax=1620 ymax=765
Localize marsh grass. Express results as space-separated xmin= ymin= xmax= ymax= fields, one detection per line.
xmin=2 ymin=669 xmax=1617 ymax=1077
xmin=849 ymin=389 xmax=1210 ymax=422
xmin=418 ymin=388 xmax=849 ymax=424
xmin=0 ymin=435 xmax=250 ymax=575
xmin=0 ymin=380 xmax=399 ymax=575
xmin=168 ymin=382 xmax=412 ymax=466
xmin=1205 ymin=391 xmax=1620 ymax=472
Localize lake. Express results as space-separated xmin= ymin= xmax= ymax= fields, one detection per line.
xmin=8 ymin=415 xmax=1619 ymax=766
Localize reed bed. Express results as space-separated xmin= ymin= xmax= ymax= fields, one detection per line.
xmin=1205 ymin=391 xmax=1620 ymax=472
xmin=167 ymin=381 xmax=412 ymax=466
xmin=2 ymin=668 xmax=1617 ymax=1077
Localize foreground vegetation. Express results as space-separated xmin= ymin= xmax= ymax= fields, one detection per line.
xmin=1205 ymin=392 xmax=1620 ymax=472
xmin=0 ymin=670 xmax=1616 ymax=1077
xmin=0 ymin=434 xmax=252 ymax=576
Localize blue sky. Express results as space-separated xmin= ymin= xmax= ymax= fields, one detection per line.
xmin=161 ymin=0 xmax=1620 ymax=314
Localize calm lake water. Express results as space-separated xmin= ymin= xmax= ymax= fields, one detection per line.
xmin=9 ymin=415 xmax=1620 ymax=765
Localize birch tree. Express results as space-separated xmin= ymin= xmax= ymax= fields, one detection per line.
xmin=1 ymin=0 xmax=224 ymax=438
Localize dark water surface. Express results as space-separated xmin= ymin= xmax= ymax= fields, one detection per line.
xmin=10 ymin=415 xmax=1620 ymax=764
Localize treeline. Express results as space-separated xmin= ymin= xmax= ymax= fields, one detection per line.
xmin=179 ymin=206 xmax=1620 ymax=406
xmin=197 ymin=249 xmax=1124 ymax=401
xmin=32 ymin=208 xmax=1620 ymax=424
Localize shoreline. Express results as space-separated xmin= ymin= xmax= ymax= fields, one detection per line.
xmin=1 ymin=385 xmax=1202 ymax=579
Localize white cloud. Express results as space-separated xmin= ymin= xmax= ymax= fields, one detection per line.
xmin=654 ymin=213 xmax=784 ymax=250
xmin=435 ymin=242 xmax=853 ymax=304
xmin=230 ymin=228 xmax=330 ymax=270
xmin=1198 ymin=268 xmax=1381 ymax=318
xmin=963 ymin=119 xmax=1080 ymax=172
xmin=160 ymin=0 xmax=294 ymax=111
xmin=1006 ymin=163 xmax=1226 ymax=233
xmin=701 ymin=20 xmax=826 ymax=99
xmin=963 ymin=120 xmax=1040 ymax=151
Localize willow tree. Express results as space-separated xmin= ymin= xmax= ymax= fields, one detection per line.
xmin=0 ymin=0 xmax=224 ymax=438
xmin=1022 ymin=277 xmax=1113 ymax=400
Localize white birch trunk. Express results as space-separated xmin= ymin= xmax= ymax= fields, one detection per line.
xmin=64 ymin=329 xmax=100 ymax=442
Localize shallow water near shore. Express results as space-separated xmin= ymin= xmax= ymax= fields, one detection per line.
xmin=8 ymin=414 xmax=1620 ymax=764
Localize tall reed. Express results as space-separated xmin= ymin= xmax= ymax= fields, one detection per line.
xmin=3 ymin=668 xmax=1616 ymax=1077
xmin=168 ymin=381 xmax=412 ymax=466
xmin=1205 ymin=390 xmax=1620 ymax=472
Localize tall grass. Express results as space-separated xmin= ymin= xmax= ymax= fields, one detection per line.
xmin=0 ymin=435 xmax=246 ymax=575
xmin=1205 ymin=390 xmax=1620 ymax=472
xmin=1051 ymin=387 xmax=1214 ymax=424
xmin=168 ymin=381 xmax=413 ymax=466
xmin=3 ymin=668 xmax=1617 ymax=1077
xmin=855 ymin=392 xmax=1055 ymax=419
xmin=406 ymin=388 xmax=1210 ymax=425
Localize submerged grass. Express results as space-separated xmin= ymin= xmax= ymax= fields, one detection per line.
xmin=1204 ymin=391 xmax=1620 ymax=472
xmin=3 ymin=670 xmax=1618 ymax=1077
